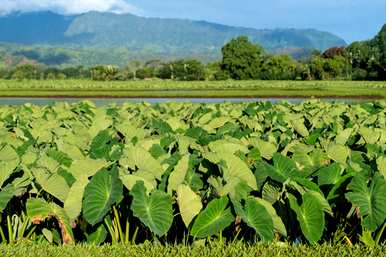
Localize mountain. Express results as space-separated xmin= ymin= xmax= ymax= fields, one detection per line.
xmin=0 ymin=11 xmax=346 ymax=66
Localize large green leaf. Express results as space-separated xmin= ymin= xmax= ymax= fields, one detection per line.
xmin=256 ymin=198 xmax=287 ymax=237
xmin=345 ymin=174 xmax=386 ymax=231
xmin=335 ymin=128 xmax=353 ymax=145
xmin=68 ymin=158 xmax=108 ymax=179
xmin=32 ymin=168 xmax=70 ymax=203
xmin=208 ymin=139 xmax=249 ymax=155
xmin=254 ymin=139 xmax=277 ymax=160
xmin=120 ymin=146 xmax=164 ymax=180
xmin=167 ymin=155 xmax=190 ymax=194
xmin=377 ymin=157 xmax=386 ymax=179
xmin=288 ymin=192 xmax=325 ymax=244
xmin=0 ymin=144 xmax=19 ymax=187
xmin=64 ymin=175 xmax=89 ymax=221
xmin=0 ymin=177 xmax=29 ymax=212
xmin=213 ymin=153 xmax=257 ymax=190
xmin=130 ymin=181 xmax=173 ymax=236
xmin=359 ymin=127 xmax=380 ymax=144
xmin=272 ymin=153 xmax=300 ymax=179
xmin=317 ymin=163 xmax=342 ymax=185
xmin=291 ymin=118 xmax=309 ymax=137
xmin=120 ymin=174 xmax=156 ymax=192
xmin=177 ymin=184 xmax=202 ymax=228
xmin=190 ymin=197 xmax=234 ymax=238
xmin=241 ymin=197 xmax=274 ymax=242
xmin=326 ymin=143 xmax=350 ymax=164
xmin=83 ymin=169 xmax=123 ymax=225
xmin=89 ymin=109 xmax=113 ymax=138
xmin=27 ymin=198 xmax=74 ymax=244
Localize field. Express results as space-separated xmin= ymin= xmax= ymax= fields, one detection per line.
xmin=0 ymin=80 xmax=385 ymax=98
xmin=0 ymin=100 xmax=385 ymax=249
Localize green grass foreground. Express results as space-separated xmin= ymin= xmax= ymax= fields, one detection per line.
xmin=0 ymin=242 xmax=385 ymax=257
xmin=0 ymin=80 xmax=385 ymax=98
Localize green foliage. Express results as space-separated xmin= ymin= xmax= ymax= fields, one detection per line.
xmin=347 ymin=24 xmax=386 ymax=80
xmin=260 ymin=55 xmax=298 ymax=80
xmin=157 ymin=60 xmax=206 ymax=81
xmin=190 ymin=197 xmax=234 ymax=238
xmin=346 ymin=174 xmax=386 ymax=232
xmin=11 ymin=64 xmax=40 ymax=80
xmin=136 ymin=67 xmax=154 ymax=80
xmin=0 ymin=100 xmax=385 ymax=246
xmin=221 ymin=36 xmax=265 ymax=80
xmin=130 ymin=181 xmax=173 ymax=237
xmin=90 ymin=65 xmax=120 ymax=81
xmin=83 ymin=169 xmax=123 ymax=225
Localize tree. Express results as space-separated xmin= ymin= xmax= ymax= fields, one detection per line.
xmin=11 ymin=64 xmax=40 ymax=80
xmin=156 ymin=63 xmax=173 ymax=79
xmin=173 ymin=60 xmax=205 ymax=81
xmin=323 ymin=56 xmax=346 ymax=79
xmin=322 ymin=47 xmax=346 ymax=59
xmin=128 ymin=60 xmax=142 ymax=79
xmin=156 ymin=60 xmax=205 ymax=81
xmin=221 ymin=36 xmax=265 ymax=80
xmin=260 ymin=55 xmax=298 ymax=80
xmin=136 ymin=67 xmax=154 ymax=80
xmin=90 ymin=65 xmax=119 ymax=81
xmin=374 ymin=24 xmax=386 ymax=67
xmin=308 ymin=56 xmax=326 ymax=80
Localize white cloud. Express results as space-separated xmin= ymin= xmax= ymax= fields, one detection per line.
xmin=0 ymin=0 xmax=139 ymax=15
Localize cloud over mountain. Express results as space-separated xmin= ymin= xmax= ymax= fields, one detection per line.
xmin=0 ymin=0 xmax=139 ymax=15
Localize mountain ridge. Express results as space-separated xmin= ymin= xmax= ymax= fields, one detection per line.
xmin=0 ymin=11 xmax=347 ymax=65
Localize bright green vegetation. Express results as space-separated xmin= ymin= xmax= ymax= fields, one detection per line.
xmin=0 ymin=242 xmax=385 ymax=257
xmin=0 ymin=80 xmax=385 ymax=98
xmin=0 ymin=101 xmax=385 ymax=247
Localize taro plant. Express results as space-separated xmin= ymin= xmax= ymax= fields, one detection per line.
xmin=0 ymin=100 xmax=385 ymax=246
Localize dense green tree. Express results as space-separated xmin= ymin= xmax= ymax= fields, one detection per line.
xmin=136 ymin=67 xmax=155 ymax=80
xmin=115 ymin=66 xmax=134 ymax=81
xmin=156 ymin=63 xmax=173 ymax=79
xmin=221 ymin=36 xmax=265 ymax=80
xmin=156 ymin=60 xmax=205 ymax=81
xmin=90 ymin=65 xmax=119 ymax=81
xmin=173 ymin=60 xmax=205 ymax=81
xmin=260 ymin=55 xmax=298 ymax=80
xmin=308 ymin=56 xmax=326 ymax=80
xmin=61 ymin=66 xmax=90 ymax=79
xmin=323 ymin=56 xmax=347 ymax=79
xmin=346 ymin=24 xmax=386 ymax=80
xmin=11 ymin=64 xmax=41 ymax=80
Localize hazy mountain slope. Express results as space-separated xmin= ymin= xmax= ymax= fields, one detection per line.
xmin=0 ymin=11 xmax=346 ymax=65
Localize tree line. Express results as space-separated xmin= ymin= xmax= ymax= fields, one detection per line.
xmin=0 ymin=24 xmax=385 ymax=81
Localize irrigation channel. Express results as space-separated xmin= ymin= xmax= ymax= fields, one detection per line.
xmin=0 ymin=97 xmax=381 ymax=106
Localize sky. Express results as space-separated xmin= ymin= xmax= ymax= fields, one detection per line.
xmin=0 ymin=0 xmax=385 ymax=43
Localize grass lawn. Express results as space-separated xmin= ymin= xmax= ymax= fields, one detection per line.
xmin=0 ymin=242 xmax=385 ymax=257
xmin=0 ymin=79 xmax=385 ymax=98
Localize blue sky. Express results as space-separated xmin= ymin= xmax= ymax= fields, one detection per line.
xmin=1 ymin=0 xmax=385 ymax=42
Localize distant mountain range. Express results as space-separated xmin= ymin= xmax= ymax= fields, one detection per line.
xmin=0 ymin=11 xmax=347 ymax=66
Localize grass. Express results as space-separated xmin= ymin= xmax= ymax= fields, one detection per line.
xmin=0 ymin=80 xmax=385 ymax=98
xmin=0 ymin=241 xmax=385 ymax=257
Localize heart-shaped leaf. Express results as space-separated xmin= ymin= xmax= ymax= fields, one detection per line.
xmin=83 ymin=168 xmax=122 ymax=225
xmin=130 ymin=181 xmax=173 ymax=236
xmin=345 ymin=174 xmax=386 ymax=231
xmin=190 ymin=197 xmax=234 ymax=238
